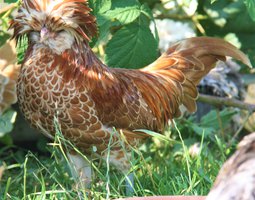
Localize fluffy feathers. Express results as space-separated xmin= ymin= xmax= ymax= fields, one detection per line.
xmin=10 ymin=0 xmax=251 ymax=179
xmin=10 ymin=0 xmax=97 ymax=42
xmin=207 ymin=133 xmax=255 ymax=200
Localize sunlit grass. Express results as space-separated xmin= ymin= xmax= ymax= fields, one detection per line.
xmin=0 ymin=116 xmax=237 ymax=199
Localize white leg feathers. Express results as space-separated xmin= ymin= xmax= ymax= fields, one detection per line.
xmin=67 ymin=152 xmax=92 ymax=188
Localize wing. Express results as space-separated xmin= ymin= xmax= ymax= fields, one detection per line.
xmin=89 ymin=69 xmax=161 ymax=132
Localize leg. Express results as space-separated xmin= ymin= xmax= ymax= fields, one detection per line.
xmin=67 ymin=152 xmax=92 ymax=189
xmin=102 ymin=150 xmax=135 ymax=196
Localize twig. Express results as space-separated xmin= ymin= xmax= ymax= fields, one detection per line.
xmin=198 ymin=94 xmax=255 ymax=112
xmin=155 ymin=14 xmax=192 ymax=21
xmin=155 ymin=13 xmax=207 ymax=21
xmin=0 ymin=3 xmax=17 ymax=16
xmin=227 ymin=113 xmax=251 ymax=148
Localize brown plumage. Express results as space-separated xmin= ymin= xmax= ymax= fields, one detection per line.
xmin=10 ymin=0 xmax=251 ymax=184
xmin=206 ymin=132 xmax=255 ymax=200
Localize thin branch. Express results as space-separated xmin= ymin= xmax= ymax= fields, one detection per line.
xmin=155 ymin=13 xmax=207 ymax=21
xmin=155 ymin=14 xmax=192 ymax=21
xmin=0 ymin=3 xmax=17 ymax=16
xmin=198 ymin=94 xmax=255 ymax=112
xmin=227 ymin=113 xmax=251 ymax=148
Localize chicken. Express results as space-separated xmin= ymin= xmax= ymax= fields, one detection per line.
xmin=206 ymin=132 xmax=255 ymax=200
xmin=9 ymin=0 xmax=251 ymax=188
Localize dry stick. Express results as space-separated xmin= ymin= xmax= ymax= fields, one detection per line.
xmin=228 ymin=113 xmax=251 ymax=148
xmin=198 ymin=94 xmax=255 ymax=112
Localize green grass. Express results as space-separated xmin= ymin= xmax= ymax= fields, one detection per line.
xmin=0 ymin=115 xmax=239 ymax=200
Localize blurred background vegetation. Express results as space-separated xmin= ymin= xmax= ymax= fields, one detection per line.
xmin=0 ymin=0 xmax=255 ymax=199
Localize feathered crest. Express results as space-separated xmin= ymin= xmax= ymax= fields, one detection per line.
xmin=10 ymin=0 xmax=97 ymax=41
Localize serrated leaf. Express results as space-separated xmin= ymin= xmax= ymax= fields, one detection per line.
xmin=140 ymin=4 xmax=159 ymax=43
xmin=200 ymin=108 xmax=237 ymax=129
xmin=105 ymin=23 xmax=158 ymax=68
xmin=89 ymin=0 xmax=111 ymax=14
xmin=140 ymin=4 xmax=153 ymax=19
xmin=105 ymin=5 xmax=141 ymax=24
xmin=96 ymin=14 xmax=112 ymax=42
xmin=190 ymin=123 xmax=215 ymax=137
xmin=0 ymin=109 xmax=17 ymax=137
xmin=103 ymin=0 xmax=142 ymax=25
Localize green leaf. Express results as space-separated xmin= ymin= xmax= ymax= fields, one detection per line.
xmin=188 ymin=108 xmax=237 ymax=137
xmin=140 ymin=4 xmax=153 ymax=19
xmin=89 ymin=0 xmax=112 ymax=14
xmin=197 ymin=0 xmax=255 ymax=67
xmin=140 ymin=4 xmax=159 ymax=43
xmin=0 ymin=32 xmax=10 ymax=47
xmin=0 ymin=109 xmax=17 ymax=137
xmin=96 ymin=14 xmax=112 ymax=43
xmin=0 ymin=134 xmax=13 ymax=146
xmin=139 ymin=0 xmax=160 ymax=9
xmin=17 ymin=36 xmax=28 ymax=64
xmin=105 ymin=23 xmax=158 ymax=68
xmin=4 ymin=0 xmax=17 ymax=3
xmin=111 ymin=0 xmax=139 ymax=8
xmin=105 ymin=5 xmax=141 ymax=25
xmin=190 ymin=123 xmax=215 ymax=137
xmin=244 ymin=0 xmax=255 ymax=21
xmin=200 ymin=108 xmax=237 ymax=129
xmin=101 ymin=0 xmax=143 ymax=25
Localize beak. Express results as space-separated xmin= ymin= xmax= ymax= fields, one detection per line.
xmin=40 ymin=27 xmax=49 ymax=41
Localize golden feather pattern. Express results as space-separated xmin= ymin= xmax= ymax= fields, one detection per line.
xmin=11 ymin=0 xmax=251 ymax=173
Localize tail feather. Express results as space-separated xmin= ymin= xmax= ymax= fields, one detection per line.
xmin=142 ymin=37 xmax=251 ymax=114
xmin=168 ymin=37 xmax=252 ymax=68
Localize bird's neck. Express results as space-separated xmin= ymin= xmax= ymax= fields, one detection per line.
xmin=73 ymin=42 xmax=109 ymax=72
xmin=22 ymin=42 xmax=116 ymax=90
xmin=64 ymin=42 xmax=114 ymax=83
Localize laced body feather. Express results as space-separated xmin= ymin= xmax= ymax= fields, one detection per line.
xmin=10 ymin=0 xmax=251 ymax=170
